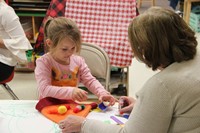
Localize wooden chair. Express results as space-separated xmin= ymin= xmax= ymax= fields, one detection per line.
xmin=0 ymin=71 xmax=19 ymax=100
xmin=183 ymin=0 xmax=200 ymax=24
xmin=137 ymin=0 xmax=156 ymax=8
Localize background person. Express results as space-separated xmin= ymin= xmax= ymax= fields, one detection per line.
xmin=0 ymin=0 xmax=33 ymax=82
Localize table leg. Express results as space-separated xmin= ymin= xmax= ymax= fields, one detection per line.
xmin=183 ymin=0 xmax=187 ymax=21
xmin=186 ymin=0 xmax=192 ymax=24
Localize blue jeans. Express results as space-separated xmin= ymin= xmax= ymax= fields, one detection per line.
xmin=169 ymin=0 xmax=184 ymax=10
xmin=170 ymin=0 xmax=179 ymax=10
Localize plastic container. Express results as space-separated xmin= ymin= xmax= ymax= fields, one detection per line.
xmin=20 ymin=18 xmax=33 ymax=39
xmin=189 ymin=6 xmax=200 ymax=32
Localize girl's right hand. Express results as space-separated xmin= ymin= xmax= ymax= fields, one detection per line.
xmin=118 ymin=96 xmax=136 ymax=113
xmin=72 ymin=88 xmax=88 ymax=102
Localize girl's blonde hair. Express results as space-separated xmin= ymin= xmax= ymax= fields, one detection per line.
xmin=44 ymin=17 xmax=81 ymax=53
xmin=128 ymin=7 xmax=197 ymax=70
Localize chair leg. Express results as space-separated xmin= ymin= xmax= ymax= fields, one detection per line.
xmin=1 ymin=83 xmax=19 ymax=100
xmin=137 ymin=0 xmax=142 ymax=8
xmin=152 ymin=0 xmax=155 ymax=6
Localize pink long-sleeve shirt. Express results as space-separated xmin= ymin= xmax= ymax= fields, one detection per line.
xmin=34 ymin=53 xmax=109 ymax=100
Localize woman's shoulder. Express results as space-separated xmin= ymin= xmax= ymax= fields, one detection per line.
xmin=0 ymin=2 xmax=7 ymax=15
xmin=0 ymin=2 xmax=18 ymax=19
xmin=0 ymin=2 xmax=15 ymax=14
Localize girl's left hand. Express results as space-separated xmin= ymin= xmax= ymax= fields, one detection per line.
xmin=72 ymin=88 xmax=88 ymax=102
xmin=99 ymin=94 xmax=116 ymax=106
xmin=58 ymin=115 xmax=85 ymax=133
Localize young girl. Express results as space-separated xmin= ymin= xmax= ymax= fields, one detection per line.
xmin=34 ymin=17 xmax=115 ymax=104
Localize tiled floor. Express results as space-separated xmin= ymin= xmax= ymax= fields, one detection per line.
xmin=0 ymin=72 xmax=38 ymax=100
xmin=1 ymin=0 xmax=199 ymax=100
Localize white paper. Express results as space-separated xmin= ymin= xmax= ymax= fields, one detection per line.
xmin=0 ymin=100 xmax=61 ymax=133
xmin=0 ymin=100 xmax=128 ymax=132
xmin=86 ymin=105 xmax=128 ymax=124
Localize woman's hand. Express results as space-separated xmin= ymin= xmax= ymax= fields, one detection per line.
xmin=72 ymin=88 xmax=88 ymax=102
xmin=99 ymin=94 xmax=117 ymax=106
xmin=118 ymin=96 xmax=136 ymax=113
xmin=59 ymin=115 xmax=85 ymax=133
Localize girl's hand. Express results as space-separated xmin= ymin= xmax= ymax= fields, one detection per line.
xmin=99 ymin=94 xmax=116 ymax=106
xmin=118 ymin=96 xmax=136 ymax=113
xmin=72 ymin=88 xmax=88 ymax=102
xmin=59 ymin=115 xmax=85 ymax=133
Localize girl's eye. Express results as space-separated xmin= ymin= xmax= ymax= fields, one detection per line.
xmin=62 ymin=49 xmax=68 ymax=51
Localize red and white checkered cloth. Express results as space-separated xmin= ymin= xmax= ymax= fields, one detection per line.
xmin=65 ymin=0 xmax=136 ymax=67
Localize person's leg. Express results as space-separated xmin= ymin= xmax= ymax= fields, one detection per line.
xmin=170 ymin=0 xmax=179 ymax=10
xmin=179 ymin=0 xmax=184 ymax=12
xmin=0 ymin=62 xmax=14 ymax=82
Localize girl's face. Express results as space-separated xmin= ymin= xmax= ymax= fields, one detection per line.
xmin=51 ymin=37 xmax=76 ymax=65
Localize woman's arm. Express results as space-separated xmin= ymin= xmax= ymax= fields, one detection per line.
xmin=82 ymin=77 xmax=173 ymax=133
xmin=0 ymin=4 xmax=32 ymax=61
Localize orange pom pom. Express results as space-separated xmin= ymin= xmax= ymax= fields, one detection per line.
xmin=49 ymin=108 xmax=58 ymax=114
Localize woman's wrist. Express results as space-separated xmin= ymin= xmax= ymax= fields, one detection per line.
xmin=0 ymin=38 xmax=5 ymax=48
xmin=81 ymin=118 xmax=87 ymax=129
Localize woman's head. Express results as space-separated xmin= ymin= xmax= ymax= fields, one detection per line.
xmin=128 ymin=7 xmax=197 ymax=70
xmin=44 ymin=17 xmax=81 ymax=53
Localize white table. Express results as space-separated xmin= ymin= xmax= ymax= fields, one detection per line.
xmin=0 ymin=100 xmax=128 ymax=133
xmin=0 ymin=100 xmax=60 ymax=133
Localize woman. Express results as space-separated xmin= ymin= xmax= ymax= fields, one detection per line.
xmin=58 ymin=6 xmax=200 ymax=133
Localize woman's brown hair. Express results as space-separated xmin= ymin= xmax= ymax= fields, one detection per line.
xmin=128 ymin=7 xmax=197 ymax=70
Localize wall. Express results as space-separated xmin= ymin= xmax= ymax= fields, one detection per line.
xmin=128 ymin=58 xmax=158 ymax=98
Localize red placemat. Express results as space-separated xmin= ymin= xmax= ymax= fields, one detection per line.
xmin=36 ymin=97 xmax=94 ymax=123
